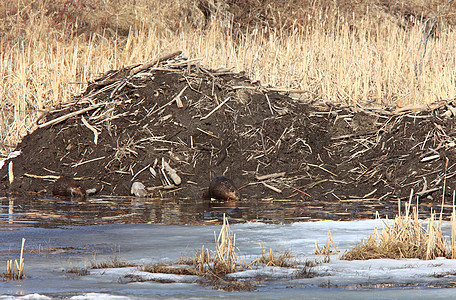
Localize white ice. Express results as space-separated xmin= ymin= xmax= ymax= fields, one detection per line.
xmin=1 ymin=220 xmax=456 ymax=299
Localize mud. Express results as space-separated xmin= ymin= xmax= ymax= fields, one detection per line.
xmin=1 ymin=55 xmax=456 ymax=223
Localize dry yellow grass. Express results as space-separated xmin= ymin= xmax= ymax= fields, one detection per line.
xmin=342 ymin=192 xmax=456 ymax=260
xmin=1 ymin=0 xmax=455 ymax=155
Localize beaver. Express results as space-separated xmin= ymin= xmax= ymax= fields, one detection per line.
xmin=52 ymin=177 xmax=86 ymax=198
xmin=208 ymin=176 xmax=241 ymax=201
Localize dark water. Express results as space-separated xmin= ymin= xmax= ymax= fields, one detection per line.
xmin=0 ymin=195 xmax=409 ymax=229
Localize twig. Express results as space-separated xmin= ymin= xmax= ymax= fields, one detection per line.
xmin=265 ymin=93 xmax=274 ymax=116
xmin=262 ymin=182 xmax=282 ymax=193
xmin=37 ymin=103 xmax=106 ymax=128
xmin=131 ymin=164 xmax=151 ymax=182
xmin=440 ymin=157 xmax=449 ymax=221
xmin=331 ymin=129 xmax=382 ymax=140
xmin=173 ymin=86 xmax=188 ymax=108
xmin=283 ymin=183 xmax=311 ymax=197
xmin=307 ymin=163 xmax=338 ymax=177
xmin=256 ymin=172 xmax=286 ymax=181
xmin=129 ymin=51 xmax=182 ymax=76
xmin=71 ymin=156 xmax=106 ymax=168
xmin=24 ymin=173 xmax=60 ymax=179
xmin=200 ymin=97 xmax=231 ymax=120
xmin=81 ymin=115 xmax=100 ymax=145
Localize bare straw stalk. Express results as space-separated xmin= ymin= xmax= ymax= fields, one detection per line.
xmin=2 ymin=0 xmax=456 ymax=154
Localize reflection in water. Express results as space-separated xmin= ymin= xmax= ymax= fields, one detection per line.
xmin=8 ymin=198 xmax=13 ymax=224
xmin=0 ymin=195 xmax=454 ymax=228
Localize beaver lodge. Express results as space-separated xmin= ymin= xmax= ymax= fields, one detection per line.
xmin=1 ymin=52 xmax=456 ymax=222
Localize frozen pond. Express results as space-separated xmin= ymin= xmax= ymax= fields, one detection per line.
xmin=2 ymin=219 xmax=456 ymax=299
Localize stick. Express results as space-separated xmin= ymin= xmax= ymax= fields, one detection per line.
xmin=24 ymin=173 xmax=61 ymax=179
xmin=71 ymin=156 xmax=106 ymax=168
xmin=37 ymin=102 xmax=105 ymax=128
xmin=129 ymin=51 xmax=182 ymax=76
xmin=440 ymin=157 xmax=449 ymax=221
xmin=256 ymin=172 xmax=286 ymax=181
xmin=265 ymin=93 xmax=274 ymax=116
xmin=307 ymin=163 xmax=338 ymax=177
xmin=262 ymin=182 xmax=282 ymax=193
xmin=200 ymin=97 xmax=231 ymax=120
xmin=173 ymin=86 xmax=187 ymax=108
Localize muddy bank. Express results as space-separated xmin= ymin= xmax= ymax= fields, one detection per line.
xmin=1 ymin=53 xmax=456 ymax=220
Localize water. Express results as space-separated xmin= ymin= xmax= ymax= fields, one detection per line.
xmin=2 ymin=197 xmax=456 ymax=298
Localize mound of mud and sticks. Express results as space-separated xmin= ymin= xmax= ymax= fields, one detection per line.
xmin=2 ymin=51 xmax=456 ymax=221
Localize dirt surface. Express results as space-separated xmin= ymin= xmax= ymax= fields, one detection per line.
xmin=2 ymin=54 xmax=456 ymax=222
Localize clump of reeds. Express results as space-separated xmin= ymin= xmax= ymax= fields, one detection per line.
xmin=90 ymin=254 xmax=136 ymax=269
xmin=314 ymin=230 xmax=339 ymax=255
xmin=1 ymin=238 xmax=25 ymax=280
xmin=314 ymin=230 xmax=339 ymax=263
xmin=342 ymin=191 xmax=456 ymax=260
xmin=252 ymin=243 xmax=296 ymax=268
xmin=193 ymin=214 xmax=243 ymax=276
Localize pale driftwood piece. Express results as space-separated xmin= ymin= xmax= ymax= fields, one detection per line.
xmin=421 ymin=154 xmax=440 ymax=162
xmin=256 ymin=172 xmax=286 ymax=181
xmin=8 ymin=161 xmax=14 ymax=184
xmin=24 ymin=173 xmax=61 ymax=179
xmin=129 ymin=51 xmax=182 ymax=76
xmin=146 ymin=184 xmax=177 ymax=191
xmin=200 ymin=97 xmax=231 ymax=120
xmin=231 ymin=86 xmax=258 ymax=90
xmin=163 ymin=160 xmax=181 ymax=185
xmin=81 ymin=115 xmax=100 ymax=145
xmin=38 ymin=102 xmax=106 ymax=128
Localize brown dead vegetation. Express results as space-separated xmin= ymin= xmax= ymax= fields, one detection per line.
xmin=342 ymin=191 xmax=456 ymax=260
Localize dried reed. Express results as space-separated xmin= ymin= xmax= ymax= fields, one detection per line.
xmin=2 ymin=238 xmax=25 ymax=280
xmin=193 ymin=214 xmax=242 ymax=276
xmin=252 ymin=243 xmax=296 ymax=268
xmin=342 ymin=195 xmax=456 ymax=260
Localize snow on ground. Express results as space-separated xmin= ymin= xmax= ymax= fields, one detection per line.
xmin=1 ymin=220 xmax=456 ymax=299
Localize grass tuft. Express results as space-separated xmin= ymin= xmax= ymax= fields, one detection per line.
xmin=342 ymin=193 xmax=456 ymax=260
xmin=252 ymin=243 xmax=296 ymax=268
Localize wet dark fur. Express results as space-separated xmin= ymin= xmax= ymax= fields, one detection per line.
xmin=52 ymin=177 xmax=85 ymax=198
xmin=208 ymin=176 xmax=241 ymax=201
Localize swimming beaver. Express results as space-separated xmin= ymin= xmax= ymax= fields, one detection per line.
xmin=208 ymin=176 xmax=241 ymax=201
xmin=52 ymin=177 xmax=86 ymax=198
